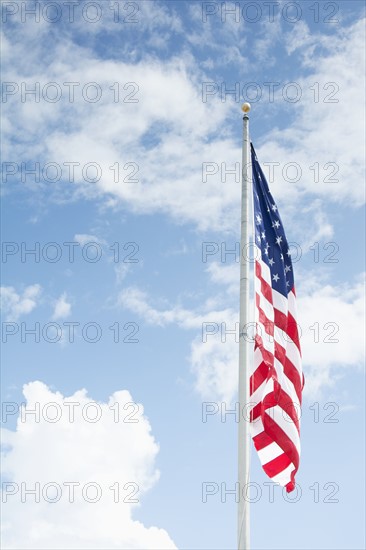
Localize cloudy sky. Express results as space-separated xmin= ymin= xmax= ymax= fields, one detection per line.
xmin=1 ymin=1 xmax=365 ymax=549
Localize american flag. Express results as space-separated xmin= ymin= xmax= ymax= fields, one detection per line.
xmin=250 ymin=144 xmax=304 ymax=492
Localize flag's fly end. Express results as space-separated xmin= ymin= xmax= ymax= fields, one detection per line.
xmin=286 ymin=481 xmax=296 ymax=493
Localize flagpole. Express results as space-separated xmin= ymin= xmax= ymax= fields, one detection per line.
xmin=238 ymin=102 xmax=252 ymax=550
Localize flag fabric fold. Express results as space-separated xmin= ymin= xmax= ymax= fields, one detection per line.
xmin=250 ymin=143 xmax=304 ymax=492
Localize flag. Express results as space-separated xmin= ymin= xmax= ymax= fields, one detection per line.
xmin=250 ymin=143 xmax=304 ymax=492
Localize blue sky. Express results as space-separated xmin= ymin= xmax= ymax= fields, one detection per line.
xmin=1 ymin=1 xmax=365 ymax=548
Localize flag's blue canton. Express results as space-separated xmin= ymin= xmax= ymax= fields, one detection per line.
xmin=251 ymin=144 xmax=294 ymax=298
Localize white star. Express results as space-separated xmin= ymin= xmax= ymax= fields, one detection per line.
xmin=286 ymin=249 xmax=292 ymax=256
xmin=267 ymin=206 xmax=270 ymax=213
xmin=280 ymin=253 xmax=284 ymax=260
xmin=264 ymin=247 xmax=269 ymax=256
xmin=268 ymin=258 xmax=275 ymax=266
xmin=257 ymin=234 xmax=261 ymax=243
xmin=276 ymin=236 xmax=283 ymax=245
xmin=271 ymin=204 xmax=277 ymax=212
xmin=286 ymin=280 xmax=290 ymax=287
xmin=272 ymin=274 xmax=280 ymax=282
xmin=256 ymin=214 xmax=262 ymax=224
xmin=272 ymin=220 xmax=280 ymax=229
xmin=285 ymin=265 xmax=291 ymax=273
xmin=261 ymin=231 xmax=266 ymax=239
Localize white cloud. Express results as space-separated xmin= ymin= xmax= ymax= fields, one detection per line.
xmin=206 ymin=262 xmax=239 ymax=296
xmin=118 ymin=266 xmax=365 ymax=403
xmin=186 ymin=2 xmax=248 ymax=69
xmin=118 ymin=287 xmax=189 ymax=327
xmin=119 ymin=284 xmax=239 ymax=403
xmin=74 ymin=234 xmax=106 ymax=247
xmin=0 ymin=285 xmax=42 ymax=321
xmin=190 ymin=308 xmax=239 ymax=403
xmin=1 ymin=381 xmax=176 ymax=550
xmin=4 ymin=11 xmax=364 ymax=240
xmin=191 ymin=271 xmax=365 ymax=402
xmin=163 ymin=239 xmax=189 ymax=257
xmin=52 ymin=292 xmax=72 ymax=320
xmin=297 ymin=200 xmax=334 ymax=249
xmin=258 ymin=18 xmax=366 ymax=211
xmin=296 ymin=273 xmax=365 ymax=396
xmin=118 ymin=286 xmax=233 ymax=330
xmin=114 ymin=263 xmax=131 ymax=284
xmin=3 ymin=16 xmax=364 ymax=242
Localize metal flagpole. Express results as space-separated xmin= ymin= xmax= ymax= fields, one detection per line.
xmin=238 ymin=102 xmax=252 ymax=550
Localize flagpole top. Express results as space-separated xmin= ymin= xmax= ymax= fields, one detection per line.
xmin=241 ymin=102 xmax=251 ymax=114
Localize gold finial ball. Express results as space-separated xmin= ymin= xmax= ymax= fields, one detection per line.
xmin=241 ymin=102 xmax=251 ymax=113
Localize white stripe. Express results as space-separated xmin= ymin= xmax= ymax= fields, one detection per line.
xmin=273 ymin=357 xmax=298 ymax=406
xmin=272 ymin=288 xmax=288 ymax=315
xmin=265 ymin=405 xmax=301 ymax=449
xmin=254 ymin=244 xmax=262 ymax=260
xmin=256 ymin=289 xmax=274 ymax=322
xmin=251 ymin=375 xmax=274 ymax=401
xmin=256 ymin=325 xmax=274 ymax=355
xmin=288 ymin=290 xmax=297 ymax=317
xmin=256 ymin=256 xmax=272 ymax=286
xmin=274 ymin=354 xmax=284 ymax=378
xmin=250 ymin=417 xmax=264 ymax=438
xmin=257 ymin=441 xmax=283 ymax=464
xmin=250 ymin=383 xmax=265 ymax=411
xmin=250 ymin=419 xmax=264 ymax=438
xmin=276 ymin=370 xmax=301 ymax=411
xmin=271 ymin=463 xmax=296 ymax=487
xmin=250 ymin=347 xmax=264 ymax=375
xmin=274 ymin=327 xmax=302 ymax=376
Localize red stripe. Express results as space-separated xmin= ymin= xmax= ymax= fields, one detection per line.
xmin=273 ymin=307 xmax=288 ymax=333
xmin=253 ymin=333 xmax=274 ymax=373
xmin=251 ymin=402 xmax=261 ymax=422
xmin=287 ymin=311 xmax=301 ymax=354
xmin=253 ymin=430 xmax=272 ymax=451
xmin=263 ymin=390 xmax=300 ymax=433
xmin=263 ymin=452 xmax=292 ymax=479
xmin=255 ymin=261 xmax=273 ymax=304
xmin=262 ymin=413 xmax=300 ymax=475
xmin=274 ymin=339 xmax=302 ymax=403
xmin=284 ymin=355 xmax=303 ymax=403
xmin=274 ymin=339 xmax=286 ymax=365
xmin=250 ymin=360 xmax=269 ymax=394
xmin=273 ymin=305 xmax=301 ymax=354
xmin=251 ymin=386 xmax=301 ymax=433
xmin=256 ymin=293 xmax=274 ymax=337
